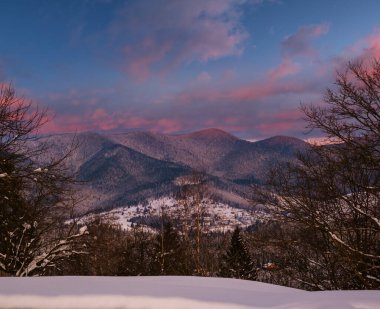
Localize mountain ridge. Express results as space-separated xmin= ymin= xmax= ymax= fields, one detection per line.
xmin=33 ymin=128 xmax=309 ymax=212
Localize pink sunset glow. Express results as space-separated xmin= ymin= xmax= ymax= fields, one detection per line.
xmin=2 ymin=0 xmax=379 ymax=139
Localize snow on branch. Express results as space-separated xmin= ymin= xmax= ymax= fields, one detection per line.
xmin=15 ymin=227 xmax=88 ymax=277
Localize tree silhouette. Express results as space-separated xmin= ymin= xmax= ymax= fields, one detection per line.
xmin=0 ymin=84 xmax=86 ymax=276
xmin=219 ymin=226 xmax=257 ymax=280
xmin=260 ymin=59 xmax=380 ymax=289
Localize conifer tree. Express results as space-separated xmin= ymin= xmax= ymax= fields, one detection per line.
xmin=219 ymin=226 xmax=257 ymax=280
xmin=151 ymin=221 xmax=185 ymax=275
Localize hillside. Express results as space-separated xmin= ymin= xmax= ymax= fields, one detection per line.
xmin=32 ymin=129 xmax=309 ymax=212
xmin=78 ymin=144 xmax=190 ymax=209
xmin=107 ymin=128 xmax=240 ymax=171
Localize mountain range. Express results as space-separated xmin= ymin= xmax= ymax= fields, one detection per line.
xmin=35 ymin=128 xmax=309 ymax=213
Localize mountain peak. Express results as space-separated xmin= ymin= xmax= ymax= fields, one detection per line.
xmin=253 ymin=135 xmax=309 ymax=153
xmin=182 ymin=128 xmax=238 ymax=141
xmin=259 ymin=135 xmax=306 ymax=145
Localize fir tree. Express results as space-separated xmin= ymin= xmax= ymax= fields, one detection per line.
xmin=151 ymin=221 xmax=186 ymax=275
xmin=219 ymin=226 xmax=257 ymax=280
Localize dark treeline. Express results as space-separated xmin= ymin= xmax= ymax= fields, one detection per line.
xmin=49 ymin=214 xmax=352 ymax=291
xmin=52 ymin=217 xmax=274 ymax=284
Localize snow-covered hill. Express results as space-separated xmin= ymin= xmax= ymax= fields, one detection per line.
xmin=0 ymin=276 xmax=379 ymax=309
xmin=78 ymin=197 xmax=270 ymax=232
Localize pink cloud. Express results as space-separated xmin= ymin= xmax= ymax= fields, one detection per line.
xmin=115 ymin=0 xmax=249 ymax=81
xmin=41 ymin=108 xmax=183 ymax=135
xmin=224 ymin=79 xmax=312 ymax=102
xmin=124 ymin=39 xmax=173 ymax=82
xmin=153 ymin=118 xmax=182 ymax=133
xmin=281 ymin=23 xmax=329 ymax=58
xmin=90 ymin=108 xmax=108 ymax=121
xmin=0 ymin=82 xmax=10 ymax=89
xmin=318 ymin=28 xmax=380 ymax=78
xmin=42 ymin=114 xmax=88 ymax=133
xmin=351 ymin=28 xmax=380 ymax=62
xmin=255 ymin=121 xmax=295 ymax=134
xmin=365 ymin=30 xmax=380 ymax=58
xmin=38 ymin=78 xmax=310 ymax=139
xmin=271 ymin=109 xmax=304 ymax=121
xmin=221 ymin=69 xmax=236 ymax=81
xmin=267 ymin=58 xmax=300 ymax=80
xmin=254 ymin=109 xmax=304 ymax=135
xmin=196 ymin=71 xmax=212 ymax=82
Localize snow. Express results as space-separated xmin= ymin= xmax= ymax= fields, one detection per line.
xmin=79 ymin=225 xmax=88 ymax=235
xmin=0 ymin=276 xmax=379 ymax=309
xmin=22 ymin=222 xmax=31 ymax=230
xmin=77 ymin=196 xmax=269 ymax=232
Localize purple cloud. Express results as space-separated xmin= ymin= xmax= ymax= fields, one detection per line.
xmin=281 ymin=23 xmax=329 ymax=58
xmin=112 ymin=0 xmax=249 ymax=81
xmin=267 ymin=58 xmax=300 ymax=80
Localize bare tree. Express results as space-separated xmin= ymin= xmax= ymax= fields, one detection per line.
xmin=259 ymin=59 xmax=380 ymax=289
xmin=0 ymin=84 xmax=87 ymax=276
xmin=174 ymin=170 xmax=210 ymax=275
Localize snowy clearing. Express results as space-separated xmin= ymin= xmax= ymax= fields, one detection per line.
xmin=0 ymin=276 xmax=379 ymax=309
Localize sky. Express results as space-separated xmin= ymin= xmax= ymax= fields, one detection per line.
xmin=0 ymin=0 xmax=380 ymax=139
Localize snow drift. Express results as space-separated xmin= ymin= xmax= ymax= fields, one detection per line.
xmin=0 ymin=276 xmax=379 ymax=309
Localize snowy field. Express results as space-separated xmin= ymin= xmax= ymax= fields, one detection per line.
xmin=0 ymin=276 xmax=379 ymax=309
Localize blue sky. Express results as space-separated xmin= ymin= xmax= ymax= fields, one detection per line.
xmin=1 ymin=0 xmax=379 ymax=139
